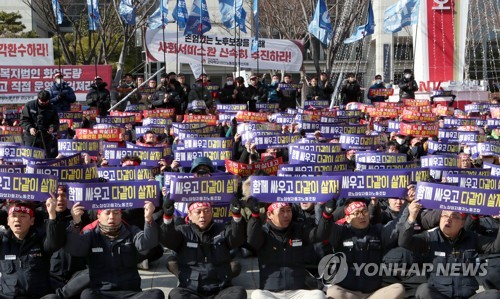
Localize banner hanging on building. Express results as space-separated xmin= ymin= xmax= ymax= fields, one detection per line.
xmin=0 ymin=38 xmax=54 ymax=66
xmin=145 ymin=30 xmax=303 ymax=71
xmin=0 ymin=65 xmax=113 ymax=103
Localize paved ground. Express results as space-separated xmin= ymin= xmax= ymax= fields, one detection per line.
xmin=140 ymin=253 xmax=487 ymax=298
xmin=139 ymin=253 xmax=259 ymax=297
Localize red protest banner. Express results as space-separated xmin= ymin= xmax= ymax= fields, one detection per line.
xmin=183 ymin=114 xmax=218 ymax=125
xmin=75 ymin=128 xmax=125 ymax=142
xmin=109 ymin=111 xmax=143 ymax=123
xmin=0 ymin=126 xmax=23 ymax=135
xmin=401 ymin=110 xmax=437 ymax=122
xmin=225 ymin=157 xmax=283 ymax=176
xmin=368 ymin=88 xmax=394 ymax=97
xmin=235 ymin=111 xmax=269 ymax=122
xmin=403 ymin=99 xmax=430 ymax=107
xmin=400 ymin=122 xmax=439 ymax=137
xmin=142 ymin=108 xmax=175 ymax=119
xmin=432 ymin=105 xmax=454 ymax=116
xmin=365 ymin=107 xmax=401 ymax=118
xmin=0 ymin=65 xmax=112 ymax=103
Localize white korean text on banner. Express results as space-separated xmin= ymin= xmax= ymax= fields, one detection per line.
xmin=0 ymin=65 xmax=113 ymax=104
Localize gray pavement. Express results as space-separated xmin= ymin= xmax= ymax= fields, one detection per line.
xmin=139 ymin=253 xmax=259 ymax=297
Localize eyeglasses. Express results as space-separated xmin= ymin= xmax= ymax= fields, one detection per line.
xmin=441 ymin=214 xmax=463 ymax=221
xmin=250 ymin=78 xmax=257 ymax=81
xmin=349 ymin=209 xmax=369 ymax=217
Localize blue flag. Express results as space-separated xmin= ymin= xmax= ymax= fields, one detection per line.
xmin=148 ymin=0 xmax=169 ymax=29
xmin=52 ymin=0 xmax=63 ymax=25
xmin=184 ymin=0 xmax=211 ymax=36
xmin=344 ymin=0 xmax=375 ymax=44
xmin=87 ymin=0 xmax=100 ymax=31
xmin=251 ymin=0 xmax=258 ymax=53
xmin=118 ymin=0 xmax=136 ymax=25
xmin=173 ymin=0 xmax=189 ymax=28
xmin=219 ymin=0 xmax=246 ymax=33
xmin=383 ymin=0 xmax=420 ymax=33
xmin=308 ymin=0 xmax=333 ymax=46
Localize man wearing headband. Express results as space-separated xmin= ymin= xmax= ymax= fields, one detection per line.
xmin=0 ymin=198 xmax=65 ymax=299
xmin=247 ymin=198 xmax=336 ymax=299
xmin=326 ymin=199 xmax=405 ymax=299
xmin=400 ymin=202 xmax=500 ymax=299
xmin=46 ymin=185 xmax=91 ymax=299
xmin=20 ymin=90 xmax=60 ymax=158
xmin=160 ymin=196 xmax=246 ymax=298
xmin=65 ymin=202 xmax=164 ymax=299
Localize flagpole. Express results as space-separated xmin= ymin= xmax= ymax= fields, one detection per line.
xmin=161 ymin=10 xmax=167 ymax=71
xmin=234 ymin=1 xmax=237 ymax=73
xmin=55 ymin=3 xmax=61 ymax=72
xmin=176 ymin=24 xmax=179 ymax=74
xmin=355 ymin=34 xmax=365 ymax=78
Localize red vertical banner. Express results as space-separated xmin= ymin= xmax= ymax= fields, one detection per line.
xmin=427 ymin=0 xmax=455 ymax=82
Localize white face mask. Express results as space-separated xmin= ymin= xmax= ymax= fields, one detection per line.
xmin=226 ymin=81 xmax=233 ymax=85
xmin=375 ymin=79 xmax=382 ymax=84
xmin=272 ymin=80 xmax=279 ymax=84
xmin=396 ymin=138 xmax=404 ymax=145
xmin=404 ymin=74 xmax=411 ymax=79
xmin=55 ymin=78 xmax=63 ymax=84
xmin=463 ymin=148 xmax=471 ymax=155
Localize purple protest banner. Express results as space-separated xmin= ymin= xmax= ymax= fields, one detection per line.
xmin=363 ymin=167 xmax=431 ymax=184
xmin=279 ymin=162 xmax=350 ymax=172
xmin=0 ymin=164 xmax=25 ymax=173
xmin=98 ymin=166 xmax=161 ymax=181
xmin=289 ymin=142 xmax=342 ymax=153
xmin=487 ymin=119 xmax=500 ymax=128
xmin=66 ymin=181 xmax=160 ymax=210
xmin=58 ymin=139 xmax=102 ymax=156
xmin=0 ymin=173 xmax=58 ymax=201
xmin=335 ymin=170 xmax=411 ymax=198
xmin=250 ymin=176 xmax=341 ymax=203
xmin=427 ymin=140 xmax=461 ymax=154
xmin=296 ymin=121 xmax=321 ymax=132
xmin=0 ymin=145 xmax=46 ymax=162
xmin=23 ymin=153 xmax=82 ymax=167
xmin=416 ymin=182 xmax=499 ymax=216
xmin=356 ymin=161 xmax=417 ymax=170
xmin=274 ymin=114 xmax=295 ymax=124
xmin=134 ymin=126 xmax=165 ymax=139
xmin=340 ymin=134 xmax=381 ymax=150
xmin=387 ymin=121 xmax=400 ymax=132
xmin=470 ymin=143 xmax=500 ymax=159
xmin=288 ymin=148 xmax=346 ymax=164
xmin=142 ymin=117 xmax=173 ymax=127
xmin=355 ymin=152 xmax=407 ymax=163
xmin=216 ymin=104 xmax=247 ymax=113
xmin=443 ymin=174 xmax=500 ymax=190
xmin=174 ymin=148 xmax=232 ymax=167
xmin=438 ymin=129 xmax=459 ymax=141
xmin=484 ymin=162 xmax=500 ymax=177
xmin=26 ymin=164 xmax=99 ymax=183
xmin=237 ymin=122 xmax=281 ymax=134
xmin=421 ymin=155 xmax=458 ymax=168
xmin=304 ymin=100 xmax=329 ymax=108
xmin=319 ymin=124 xmax=366 ymax=138
xmin=252 ymin=134 xmax=301 ymax=150
xmin=169 ymin=176 xmax=239 ymax=203
xmin=256 ymin=103 xmax=280 ymax=112
xmin=103 ymin=148 xmax=170 ymax=166
xmin=164 ymin=173 xmax=194 ymax=190
xmin=458 ymin=131 xmax=486 ymax=145
xmin=429 ymin=167 xmax=491 ymax=182
xmin=183 ymin=138 xmax=233 ymax=149
xmin=277 ymin=170 xmax=322 ymax=177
